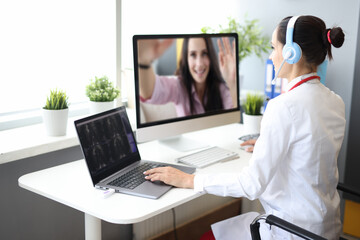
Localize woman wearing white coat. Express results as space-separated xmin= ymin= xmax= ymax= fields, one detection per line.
xmin=144 ymin=15 xmax=346 ymax=240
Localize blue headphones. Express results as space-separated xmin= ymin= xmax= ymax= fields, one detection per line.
xmin=282 ymin=16 xmax=302 ymax=64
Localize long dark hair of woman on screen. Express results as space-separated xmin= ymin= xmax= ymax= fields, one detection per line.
xmin=176 ymin=38 xmax=225 ymax=114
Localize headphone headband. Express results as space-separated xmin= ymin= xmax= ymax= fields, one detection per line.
xmin=287 ymin=16 xmax=300 ymax=29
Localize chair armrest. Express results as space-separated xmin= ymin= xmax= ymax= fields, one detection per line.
xmin=250 ymin=214 xmax=327 ymax=240
xmin=337 ymin=182 xmax=360 ymax=198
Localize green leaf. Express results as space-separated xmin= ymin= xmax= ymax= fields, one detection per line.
xmin=243 ymin=93 xmax=264 ymax=115
xmin=85 ymin=76 xmax=120 ymax=102
xmin=205 ymin=16 xmax=271 ymax=62
xmin=43 ymin=88 xmax=69 ymax=110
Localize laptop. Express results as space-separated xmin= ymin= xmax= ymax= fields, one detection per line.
xmin=74 ymin=106 xmax=195 ymax=199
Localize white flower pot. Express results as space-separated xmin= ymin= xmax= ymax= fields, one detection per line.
xmin=242 ymin=113 xmax=263 ymax=134
xmin=42 ymin=108 xmax=69 ymax=136
xmin=89 ymin=101 xmax=115 ymax=115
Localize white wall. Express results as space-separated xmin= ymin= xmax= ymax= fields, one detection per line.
xmin=234 ymin=0 xmax=360 ymax=181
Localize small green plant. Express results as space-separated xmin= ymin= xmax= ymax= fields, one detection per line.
xmin=43 ymin=89 xmax=69 ymax=110
xmin=86 ymin=76 xmax=120 ymax=102
xmin=243 ymin=93 xmax=264 ymax=115
xmin=202 ymin=16 xmax=271 ymax=62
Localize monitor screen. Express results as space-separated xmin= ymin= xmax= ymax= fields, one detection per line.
xmin=133 ymin=33 xmax=240 ymax=150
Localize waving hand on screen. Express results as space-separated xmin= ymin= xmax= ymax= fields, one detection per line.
xmin=217 ymin=37 xmax=237 ymax=107
xmin=137 ymin=39 xmax=175 ymax=100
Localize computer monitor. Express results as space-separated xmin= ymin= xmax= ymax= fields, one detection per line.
xmin=133 ymin=33 xmax=240 ymax=151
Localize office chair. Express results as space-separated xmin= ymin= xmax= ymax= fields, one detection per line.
xmin=250 ymin=183 xmax=360 ymax=240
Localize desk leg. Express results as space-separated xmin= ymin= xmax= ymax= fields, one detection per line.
xmin=85 ymin=213 xmax=101 ymax=240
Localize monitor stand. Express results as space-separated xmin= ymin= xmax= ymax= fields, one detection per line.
xmin=159 ymin=135 xmax=209 ymax=152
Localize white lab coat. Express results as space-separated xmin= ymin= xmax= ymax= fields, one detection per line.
xmin=194 ymin=73 xmax=346 ymax=240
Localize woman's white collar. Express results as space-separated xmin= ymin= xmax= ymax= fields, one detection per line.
xmin=285 ymin=72 xmax=318 ymax=92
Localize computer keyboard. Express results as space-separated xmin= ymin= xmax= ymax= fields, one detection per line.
xmin=175 ymin=146 xmax=239 ymax=168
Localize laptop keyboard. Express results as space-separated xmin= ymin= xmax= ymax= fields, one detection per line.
xmin=108 ymin=163 xmax=165 ymax=189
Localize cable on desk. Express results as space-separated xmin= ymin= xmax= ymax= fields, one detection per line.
xmin=172 ymin=208 xmax=178 ymax=240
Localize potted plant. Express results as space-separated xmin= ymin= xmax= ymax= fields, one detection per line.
xmin=42 ymin=88 xmax=70 ymax=136
xmin=242 ymin=92 xmax=264 ymax=134
xmin=201 ymin=16 xmax=271 ymax=63
xmin=86 ymin=75 xmax=120 ymax=114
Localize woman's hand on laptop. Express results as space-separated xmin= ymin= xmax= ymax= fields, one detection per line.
xmin=144 ymin=167 xmax=194 ymax=189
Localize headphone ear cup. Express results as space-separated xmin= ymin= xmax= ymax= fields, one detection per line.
xmin=283 ymin=42 xmax=302 ymax=64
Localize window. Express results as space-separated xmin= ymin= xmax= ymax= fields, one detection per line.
xmin=0 ymin=0 xmax=238 ymax=130
xmin=0 ymin=0 xmax=116 ymax=129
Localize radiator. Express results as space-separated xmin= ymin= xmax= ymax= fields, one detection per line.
xmin=133 ymin=195 xmax=235 ymax=240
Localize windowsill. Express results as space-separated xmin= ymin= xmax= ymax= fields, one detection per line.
xmin=0 ymin=108 xmax=136 ymax=165
xmin=0 ymin=117 xmax=80 ymax=165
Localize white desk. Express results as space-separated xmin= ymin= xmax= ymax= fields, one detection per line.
xmin=18 ymin=123 xmax=252 ymax=240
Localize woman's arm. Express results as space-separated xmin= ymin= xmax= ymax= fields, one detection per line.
xmin=138 ymin=63 xmax=156 ymax=100
xmin=138 ymin=39 xmax=174 ymax=99
xmin=144 ymin=100 xmax=293 ymax=200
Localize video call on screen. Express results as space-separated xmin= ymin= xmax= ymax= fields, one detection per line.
xmin=136 ymin=35 xmax=238 ymax=125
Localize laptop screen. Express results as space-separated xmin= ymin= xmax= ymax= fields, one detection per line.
xmin=75 ymin=106 xmax=140 ymax=185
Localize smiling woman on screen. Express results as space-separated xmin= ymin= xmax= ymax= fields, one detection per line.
xmin=137 ymin=36 xmax=237 ymax=117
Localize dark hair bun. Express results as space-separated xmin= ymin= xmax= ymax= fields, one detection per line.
xmin=329 ymin=27 xmax=345 ymax=48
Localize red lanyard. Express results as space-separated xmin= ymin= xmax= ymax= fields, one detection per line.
xmin=289 ymin=76 xmax=320 ymax=92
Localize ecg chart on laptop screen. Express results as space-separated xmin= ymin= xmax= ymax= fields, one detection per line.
xmin=76 ymin=112 xmax=137 ymax=175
